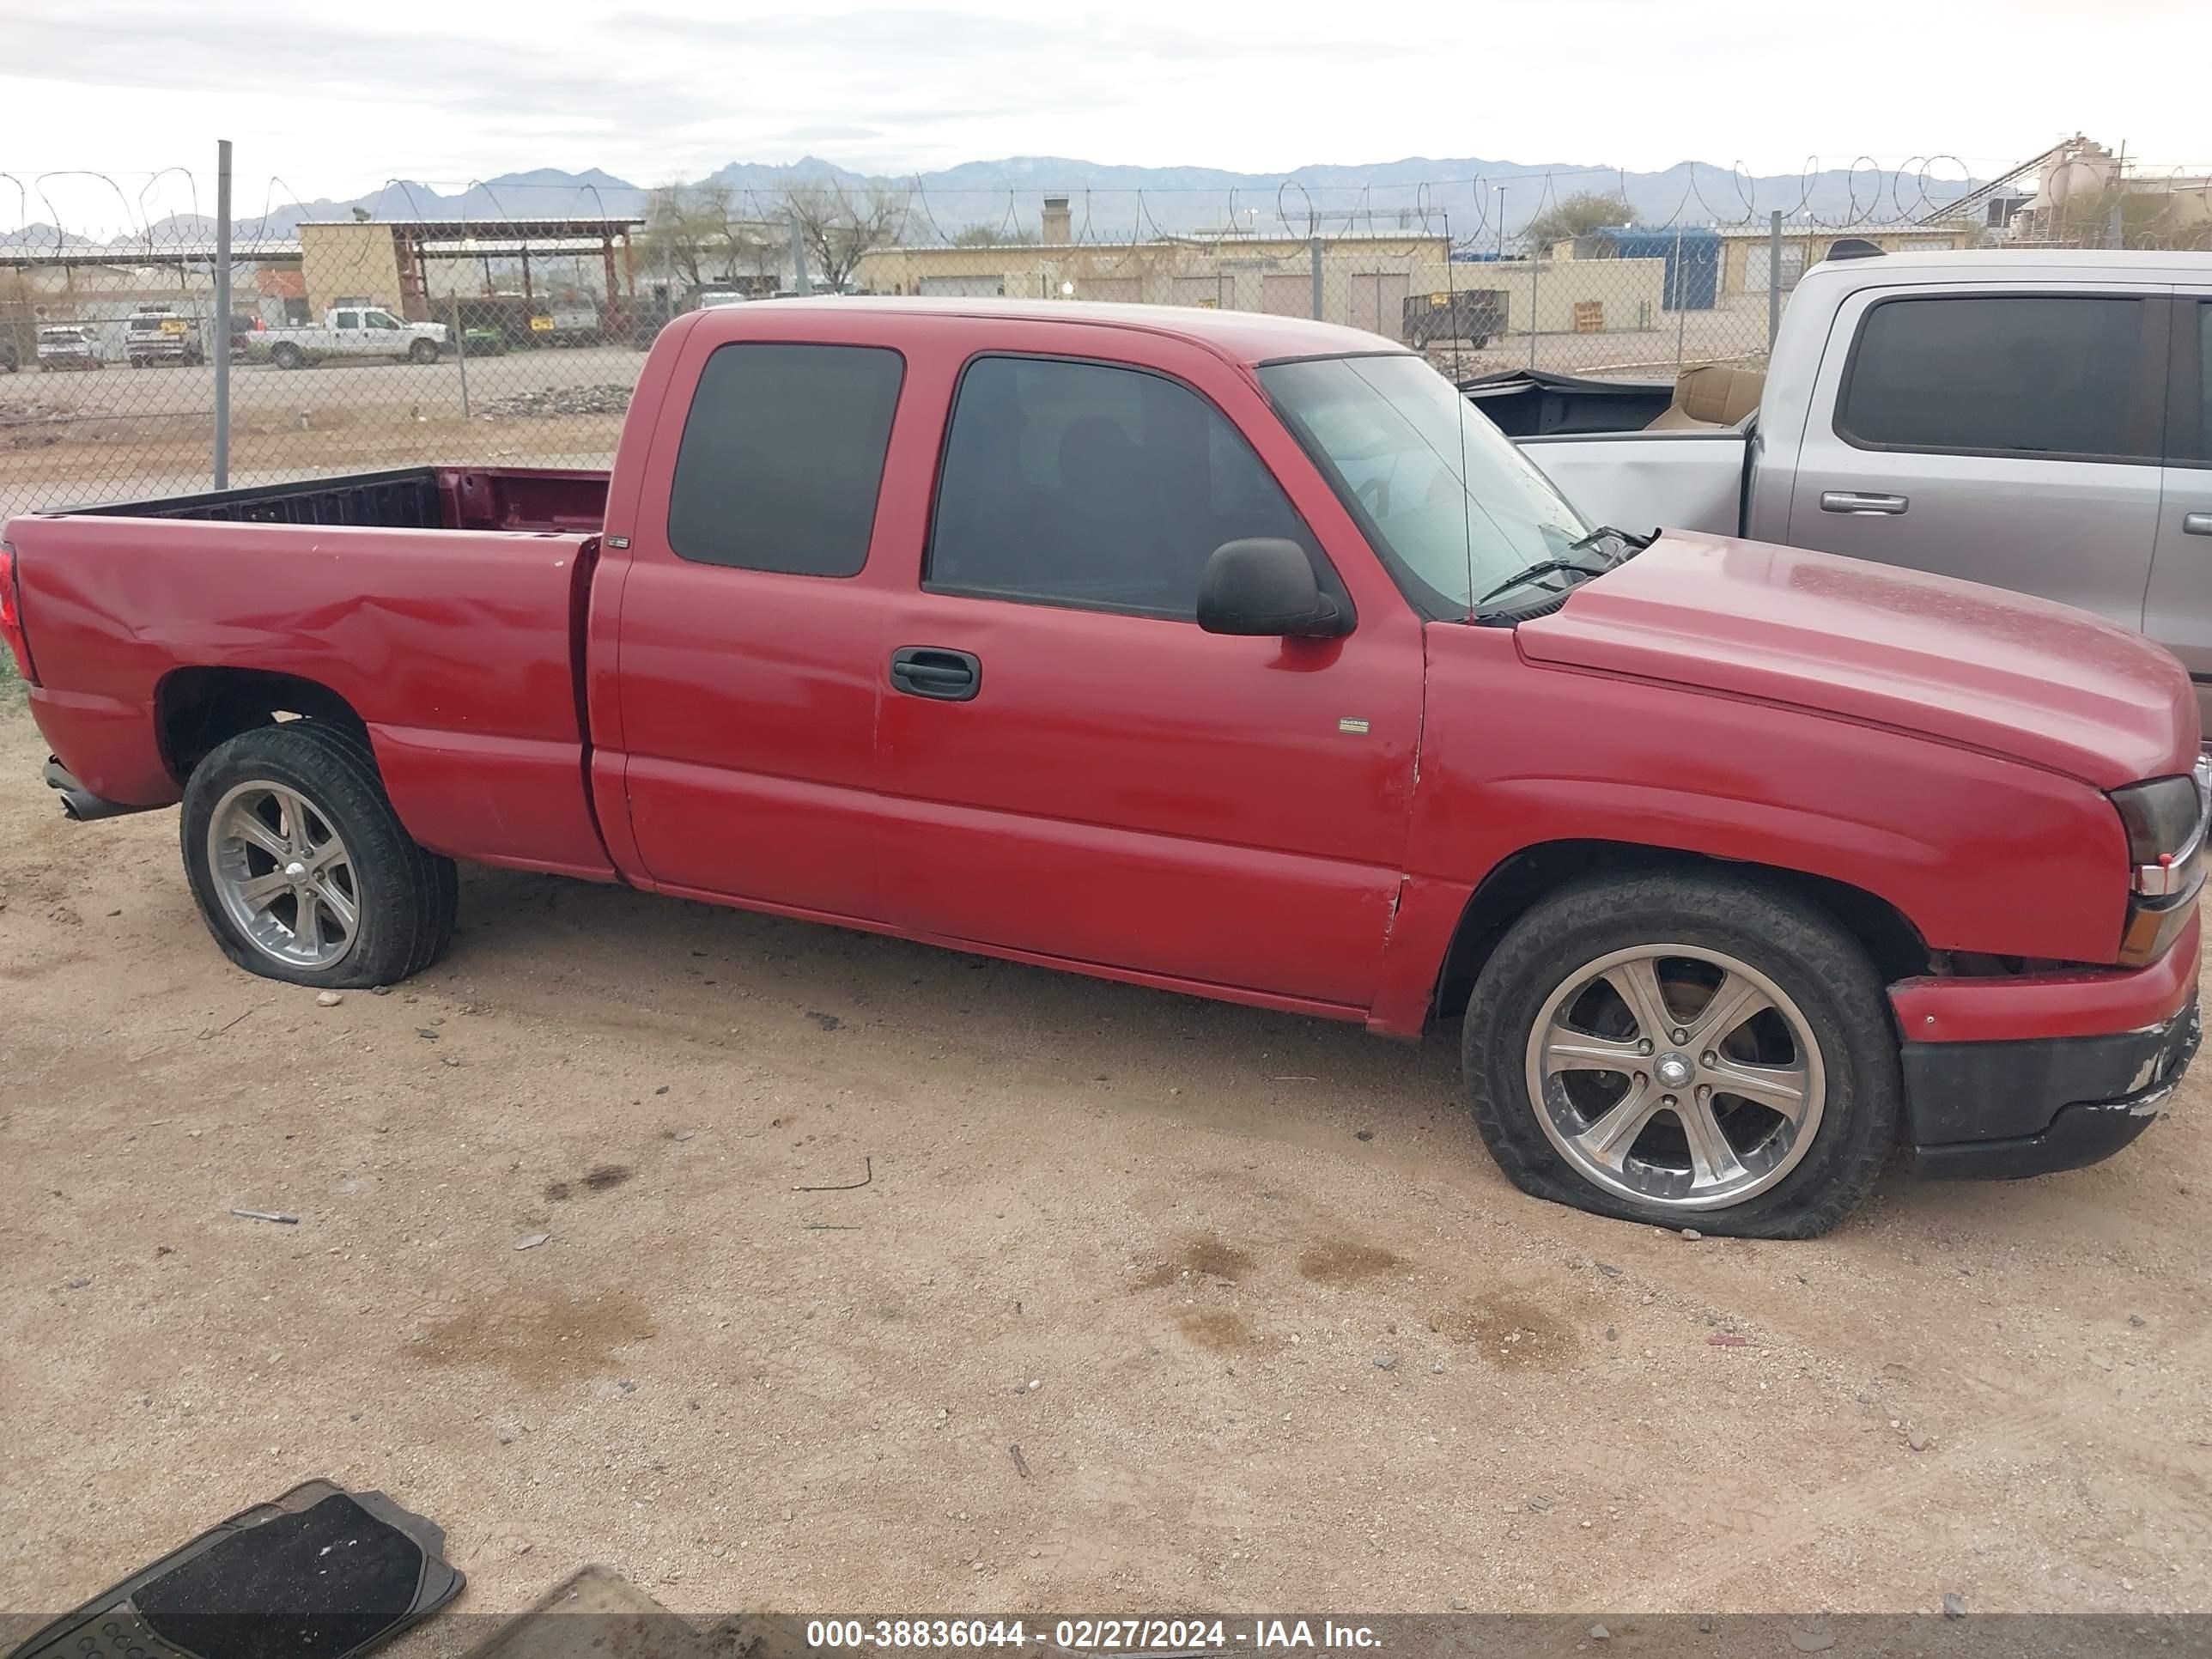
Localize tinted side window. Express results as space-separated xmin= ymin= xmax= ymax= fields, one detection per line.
xmin=1838 ymin=295 xmax=2154 ymax=460
xmin=927 ymin=355 xmax=1320 ymax=620
xmin=668 ymin=342 xmax=903 ymax=575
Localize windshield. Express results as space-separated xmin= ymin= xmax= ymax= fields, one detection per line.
xmin=1258 ymin=354 xmax=1589 ymax=617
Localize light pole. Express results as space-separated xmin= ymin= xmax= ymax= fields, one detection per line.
xmin=1495 ymin=185 xmax=1507 ymax=263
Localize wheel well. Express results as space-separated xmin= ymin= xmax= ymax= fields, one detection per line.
xmin=1429 ymin=840 xmax=1929 ymax=1024
xmin=156 ymin=667 xmax=366 ymax=784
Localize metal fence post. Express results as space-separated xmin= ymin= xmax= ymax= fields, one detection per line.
xmin=213 ymin=138 xmax=232 ymax=490
xmin=451 ymin=295 xmax=471 ymax=422
xmin=1767 ymin=210 xmax=1783 ymax=353
xmin=1309 ymin=238 xmax=1323 ymax=321
xmin=1673 ymin=223 xmax=1687 ymax=369
xmin=1527 ymin=250 xmax=1539 ymax=369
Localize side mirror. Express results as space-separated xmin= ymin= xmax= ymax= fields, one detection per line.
xmin=1196 ymin=538 xmax=1349 ymax=638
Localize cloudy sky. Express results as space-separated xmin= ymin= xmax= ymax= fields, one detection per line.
xmin=2 ymin=0 xmax=2203 ymax=229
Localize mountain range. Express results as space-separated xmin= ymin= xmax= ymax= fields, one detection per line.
xmin=25 ymin=155 xmax=1986 ymax=248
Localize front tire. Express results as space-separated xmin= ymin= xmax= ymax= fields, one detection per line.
xmin=408 ymin=337 xmax=440 ymax=364
xmin=180 ymin=720 xmax=458 ymax=989
xmin=270 ymin=343 xmax=304 ymax=370
xmin=1462 ymin=871 xmax=1899 ymax=1238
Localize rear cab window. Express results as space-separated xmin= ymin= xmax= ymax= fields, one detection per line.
xmin=1836 ymin=294 xmax=2162 ymax=463
xmin=666 ymin=341 xmax=904 ymax=576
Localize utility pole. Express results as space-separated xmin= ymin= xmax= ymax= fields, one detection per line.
xmin=788 ymin=212 xmax=813 ymax=296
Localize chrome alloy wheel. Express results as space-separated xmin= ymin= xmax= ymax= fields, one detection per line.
xmin=1523 ymin=944 xmax=1825 ymax=1210
xmin=206 ymin=780 xmax=362 ymax=970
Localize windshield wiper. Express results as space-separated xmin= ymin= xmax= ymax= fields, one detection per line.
xmin=1473 ymin=526 xmax=1654 ymax=610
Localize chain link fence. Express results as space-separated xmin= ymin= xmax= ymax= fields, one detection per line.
xmin=5 ymin=148 xmax=2208 ymax=519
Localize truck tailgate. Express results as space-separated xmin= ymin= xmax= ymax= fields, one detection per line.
xmin=9 ymin=514 xmax=613 ymax=879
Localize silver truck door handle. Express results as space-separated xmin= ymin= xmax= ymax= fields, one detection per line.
xmin=2185 ymin=513 xmax=2212 ymax=537
xmin=1820 ymin=490 xmax=1909 ymax=515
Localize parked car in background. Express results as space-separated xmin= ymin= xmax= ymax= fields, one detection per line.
xmin=529 ymin=303 xmax=601 ymax=345
xmin=1516 ymin=249 xmax=2212 ymax=726
xmin=35 ymin=325 xmax=101 ymax=370
xmin=250 ymin=307 xmax=448 ymax=369
xmin=125 ymin=307 xmax=206 ymax=368
xmin=5 ymin=300 xmax=2203 ymax=1238
xmin=227 ymin=313 xmax=262 ymax=359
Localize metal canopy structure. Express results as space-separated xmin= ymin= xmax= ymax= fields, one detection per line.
xmin=300 ymin=216 xmax=646 ymax=315
xmin=0 ymin=239 xmax=301 ymax=270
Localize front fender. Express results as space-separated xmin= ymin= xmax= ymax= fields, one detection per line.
xmin=1371 ymin=626 xmax=2129 ymax=1035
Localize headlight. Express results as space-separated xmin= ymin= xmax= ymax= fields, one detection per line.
xmin=2112 ymin=767 xmax=2207 ymax=895
xmin=2112 ymin=758 xmax=2210 ymax=966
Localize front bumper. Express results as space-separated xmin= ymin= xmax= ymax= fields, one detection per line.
xmin=1904 ymin=993 xmax=2199 ymax=1179
xmin=1891 ymin=911 xmax=2199 ymax=1179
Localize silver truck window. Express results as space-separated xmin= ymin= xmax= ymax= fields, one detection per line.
xmin=1260 ymin=353 xmax=1589 ymax=618
xmin=1836 ymin=295 xmax=2159 ymax=463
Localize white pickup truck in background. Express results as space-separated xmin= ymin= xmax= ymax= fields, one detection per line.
xmin=251 ymin=307 xmax=449 ymax=369
xmin=1514 ymin=248 xmax=2212 ymax=723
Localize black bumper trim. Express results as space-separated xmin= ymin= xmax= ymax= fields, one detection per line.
xmin=1905 ymin=996 xmax=2197 ymax=1180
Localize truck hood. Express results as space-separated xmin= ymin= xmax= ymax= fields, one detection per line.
xmin=1515 ymin=532 xmax=2197 ymax=789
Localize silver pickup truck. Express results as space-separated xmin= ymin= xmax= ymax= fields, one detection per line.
xmin=1520 ymin=250 xmax=2212 ymax=724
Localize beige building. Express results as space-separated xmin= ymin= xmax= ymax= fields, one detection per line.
xmin=1714 ymin=221 xmax=1976 ymax=295
xmin=854 ymin=232 xmax=1668 ymax=345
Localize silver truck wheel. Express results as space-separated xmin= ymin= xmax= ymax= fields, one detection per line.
xmin=180 ymin=720 xmax=458 ymax=989
xmin=206 ymin=781 xmax=362 ymax=970
xmin=1523 ymin=944 xmax=1825 ymax=1209
xmin=1463 ymin=870 xmax=1899 ymax=1238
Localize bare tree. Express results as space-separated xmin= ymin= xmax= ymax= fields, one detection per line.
xmin=640 ymin=183 xmax=782 ymax=294
xmin=781 ymin=181 xmax=909 ymax=289
xmin=1522 ymin=191 xmax=1634 ymax=250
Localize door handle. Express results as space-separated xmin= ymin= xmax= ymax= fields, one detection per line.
xmin=889 ymin=646 xmax=981 ymax=702
xmin=2185 ymin=513 xmax=2212 ymax=538
xmin=1820 ymin=490 xmax=1909 ymax=515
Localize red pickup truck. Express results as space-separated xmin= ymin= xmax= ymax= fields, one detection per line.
xmin=3 ymin=299 xmax=2203 ymax=1237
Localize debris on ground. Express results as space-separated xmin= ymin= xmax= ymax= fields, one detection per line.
xmin=230 ymin=1208 xmax=299 ymax=1224
xmin=1942 ymin=1592 xmax=1967 ymax=1619
xmin=479 ymin=384 xmax=635 ymax=420
xmin=315 ymin=991 xmax=343 ymax=1006
xmin=514 ymin=1232 xmax=550 ymax=1251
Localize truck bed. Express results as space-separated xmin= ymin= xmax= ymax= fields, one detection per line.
xmin=64 ymin=465 xmax=609 ymax=535
xmin=11 ymin=473 xmax=614 ymax=881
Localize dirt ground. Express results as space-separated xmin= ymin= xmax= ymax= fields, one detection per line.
xmin=2 ymin=700 xmax=2209 ymax=1627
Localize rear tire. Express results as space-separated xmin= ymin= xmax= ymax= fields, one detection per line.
xmin=1462 ymin=870 xmax=1899 ymax=1238
xmin=271 ymin=343 xmax=304 ymax=370
xmin=180 ymin=720 xmax=458 ymax=990
xmin=408 ymin=337 xmax=439 ymax=364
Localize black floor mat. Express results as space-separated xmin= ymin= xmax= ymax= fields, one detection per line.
xmin=9 ymin=1481 xmax=462 ymax=1659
